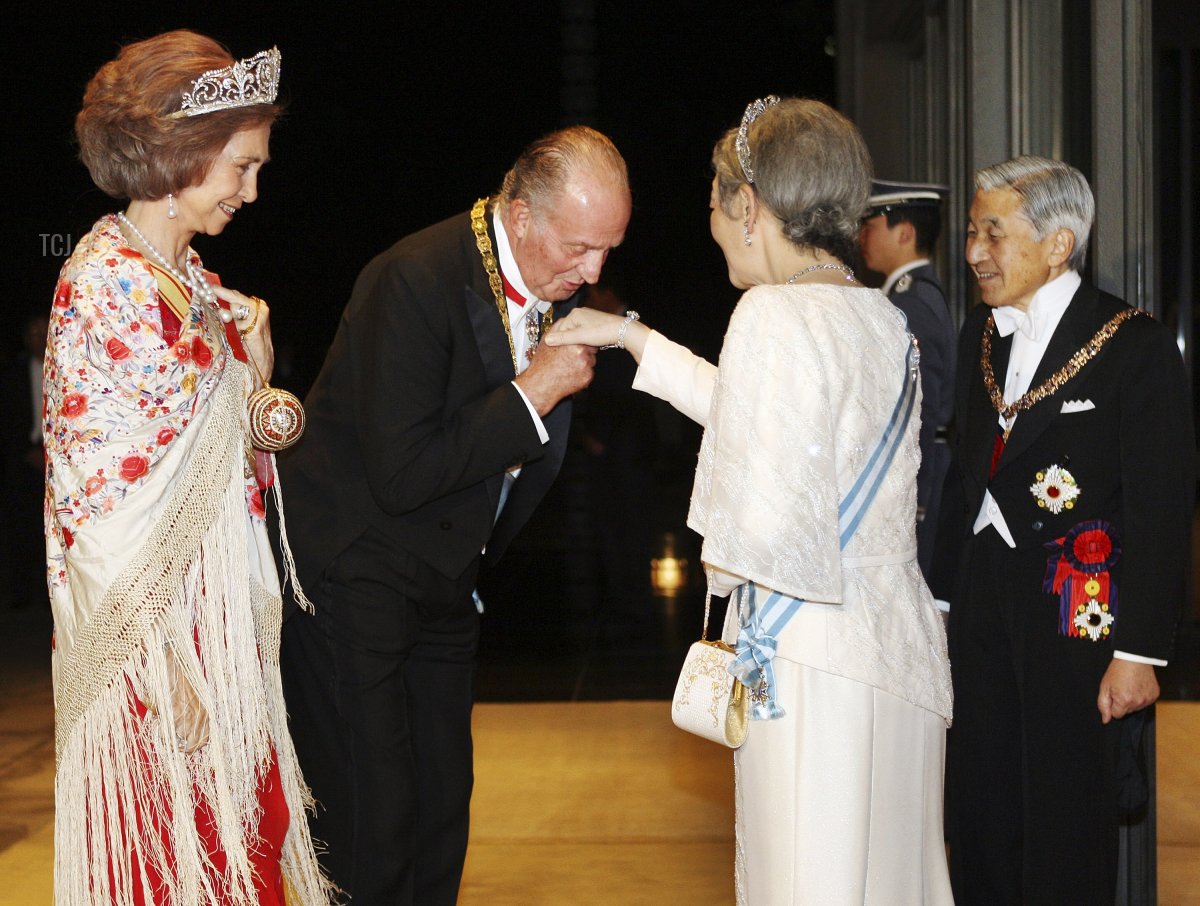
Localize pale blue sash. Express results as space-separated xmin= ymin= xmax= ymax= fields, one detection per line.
xmin=730 ymin=337 xmax=920 ymax=719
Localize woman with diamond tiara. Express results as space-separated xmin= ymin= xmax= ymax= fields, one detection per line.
xmin=547 ymin=97 xmax=953 ymax=904
xmin=46 ymin=30 xmax=334 ymax=905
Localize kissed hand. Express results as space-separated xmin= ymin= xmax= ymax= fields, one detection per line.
xmin=547 ymin=307 xmax=650 ymax=361
xmin=545 ymin=307 xmax=625 ymax=348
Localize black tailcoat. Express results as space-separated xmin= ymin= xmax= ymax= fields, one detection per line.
xmin=277 ymin=208 xmax=579 ymax=904
xmin=949 ymin=281 xmax=1190 ymax=659
xmin=281 ymin=209 xmax=575 ymax=590
xmin=943 ymin=280 xmax=1193 ymax=906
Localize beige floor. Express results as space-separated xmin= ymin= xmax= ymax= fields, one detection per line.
xmin=2 ymin=695 xmax=1197 ymax=904
xmin=460 ymin=702 xmax=735 ymax=905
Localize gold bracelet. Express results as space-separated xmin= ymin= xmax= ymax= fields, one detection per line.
xmin=240 ymin=296 xmax=264 ymax=336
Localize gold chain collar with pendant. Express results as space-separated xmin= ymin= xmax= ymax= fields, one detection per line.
xmin=980 ymin=306 xmax=1143 ymax=434
xmin=469 ymin=198 xmax=555 ymax=374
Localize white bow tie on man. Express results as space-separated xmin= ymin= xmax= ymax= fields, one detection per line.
xmin=991 ymin=304 xmax=1037 ymax=340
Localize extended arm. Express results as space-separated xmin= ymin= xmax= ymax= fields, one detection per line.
xmin=547 ymin=308 xmax=717 ymax=425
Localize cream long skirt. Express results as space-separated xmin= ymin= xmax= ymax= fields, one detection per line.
xmin=733 ymin=659 xmax=953 ymax=906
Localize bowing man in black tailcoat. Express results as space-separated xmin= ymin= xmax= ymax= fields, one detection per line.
xmin=278 ymin=127 xmax=631 ymax=906
xmin=942 ymin=155 xmax=1193 ymax=906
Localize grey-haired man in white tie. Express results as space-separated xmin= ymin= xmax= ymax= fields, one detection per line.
xmin=940 ymin=155 xmax=1193 ymax=906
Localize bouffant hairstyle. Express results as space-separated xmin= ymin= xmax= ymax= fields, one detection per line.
xmin=75 ymin=30 xmax=280 ymax=200
xmin=497 ymin=125 xmax=629 ymax=216
xmin=712 ymin=98 xmax=872 ymax=265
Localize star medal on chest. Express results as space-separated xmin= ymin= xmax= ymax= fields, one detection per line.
xmin=1042 ymin=520 xmax=1121 ymax=641
xmin=1029 ymin=464 xmax=1080 ymax=514
xmin=523 ymin=301 xmax=554 ymax=361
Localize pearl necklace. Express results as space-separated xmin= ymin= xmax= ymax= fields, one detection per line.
xmin=785 ymin=263 xmax=857 ymax=284
xmin=117 ymin=212 xmax=232 ymax=322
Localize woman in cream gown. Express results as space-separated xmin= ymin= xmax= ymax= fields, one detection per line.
xmin=548 ymin=97 xmax=953 ymax=905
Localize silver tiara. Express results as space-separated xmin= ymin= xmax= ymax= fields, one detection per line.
xmin=735 ymin=95 xmax=780 ymax=184
xmin=171 ymin=47 xmax=281 ymax=119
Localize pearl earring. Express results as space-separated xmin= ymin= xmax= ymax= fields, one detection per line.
xmin=743 ymin=220 xmax=752 ymax=246
xmin=167 ymin=193 xmax=177 ymax=219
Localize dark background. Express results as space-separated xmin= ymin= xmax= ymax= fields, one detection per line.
xmin=6 ymin=2 xmax=839 ymax=697
xmin=9 ymin=1 xmax=838 ymax=390
xmin=10 ymin=6 xmax=1200 ymax=703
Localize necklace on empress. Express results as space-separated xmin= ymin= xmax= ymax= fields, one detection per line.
xmin=785 ymin=263 xmax=857 ymax=284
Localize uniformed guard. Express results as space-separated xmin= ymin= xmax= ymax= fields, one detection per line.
xmin=860 ymin=179 xmax=956 ymax=581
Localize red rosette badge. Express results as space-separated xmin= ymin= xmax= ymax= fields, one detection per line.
xmin=1043 ymin=520 xmax=1121 ymax=640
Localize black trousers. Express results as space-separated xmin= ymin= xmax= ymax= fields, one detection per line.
xmin=281 ymin=526 xmax=481 ymax=906
xmin=947 ymin=529 xmax=1123 ymax=906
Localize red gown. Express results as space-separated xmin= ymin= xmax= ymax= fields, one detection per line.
xmin=101 ymin=283 xmax=291 ymax=905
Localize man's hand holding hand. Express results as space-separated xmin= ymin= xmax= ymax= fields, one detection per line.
xmin=514 ymin=342 xmax=596 ymax=416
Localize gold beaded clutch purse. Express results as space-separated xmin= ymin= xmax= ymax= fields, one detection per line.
xmin=246 ymin=384 xmax=306 ymax=452
xmin=671 ymin=587 xmax=748 ymax=748
xmin=242 ymin=337 xmax=306 ymax=452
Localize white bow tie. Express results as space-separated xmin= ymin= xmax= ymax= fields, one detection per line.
xmin=992 ymin=305 xmax=1036 ymax=340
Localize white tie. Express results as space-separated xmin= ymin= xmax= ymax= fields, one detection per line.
xmin=992 ymin=305 xmax=1036 ymax=340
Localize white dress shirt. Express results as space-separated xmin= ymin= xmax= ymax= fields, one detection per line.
xmin=491 ymin=209 xmax=549 ymax=445
xmin=972 ymin=270 xmax=1079 ymax=546
xmin=970 ymin=270 xmax=1161 ymax=665
xmin=475 ymin=212 xmax=551 ymax=576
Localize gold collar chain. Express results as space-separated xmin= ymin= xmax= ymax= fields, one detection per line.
xmin=470 ymin=198 xmax=518 ymax=372
xmin=469 ymin=198 xmax=554 ymax=374
xmin=980 ymin=307 xmax=1143 ymax=437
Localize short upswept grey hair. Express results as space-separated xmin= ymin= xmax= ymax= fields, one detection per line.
xmin=497 ymin=125 xmax=629 ymax=215
xmin=712 ymin=97 xmax=872 ymax=264
xmin=975 ymin=156 xmax=1094 ymax=271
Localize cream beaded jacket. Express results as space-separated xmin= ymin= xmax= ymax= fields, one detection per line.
xmin=636 ymin=283 xmax=951 ymax=722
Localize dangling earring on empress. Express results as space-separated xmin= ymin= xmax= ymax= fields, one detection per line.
xmin=743 ymin=219 xmax=752 ymax=246
xmin=167 ymin=193 xmax=177 ymax=219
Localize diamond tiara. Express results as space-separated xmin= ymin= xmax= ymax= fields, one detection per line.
xmin=170 ymin=47 xmax=281 ymax=119
xmin=735 ymin=95 xmax=780 ymax=184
